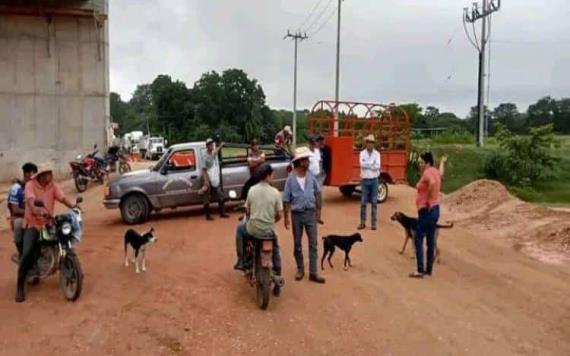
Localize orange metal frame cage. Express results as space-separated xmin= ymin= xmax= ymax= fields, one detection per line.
xmin=308 ymin=100 xmax=411 ymax=186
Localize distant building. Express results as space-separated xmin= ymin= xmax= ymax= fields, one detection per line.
xmin=0 ymin=0 xmax=109 ymax=181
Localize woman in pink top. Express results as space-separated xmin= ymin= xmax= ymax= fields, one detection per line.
xmin=410 ymin=152 xmax=447 ymax=279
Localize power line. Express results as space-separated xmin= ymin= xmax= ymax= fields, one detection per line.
xmin=310 ymin=4 xmax=338 ymax=38
xmin=304 ymin=0 xmax=334 ymax=34
xmin=297 ymin=0 xmax=326 ymax=33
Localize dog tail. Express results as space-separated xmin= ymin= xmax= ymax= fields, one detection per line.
xmin=437 ymin=222 xmax=454 ymax=229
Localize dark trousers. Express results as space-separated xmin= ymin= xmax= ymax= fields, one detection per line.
xmin=18 ymin=228 xmax=40 ymax=286
xmin=415 ymin=206 xmax=440 ymax=274
xmin=292 ymin=209 xmax=318 ymax=275
xmin=236 ymin=222 xmax=281 ymax=273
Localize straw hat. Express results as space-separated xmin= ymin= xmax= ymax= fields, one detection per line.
xmin=284 ymin=125 xmax=292 ymax=134
xmin=33 ymin=162 xmax=54 ymax=179
xmin=364 ymin=134 xmax=376 ymax=143
xmin=291 ymin=146 xmax=313 ymax=162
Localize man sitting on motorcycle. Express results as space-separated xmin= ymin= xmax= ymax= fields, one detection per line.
xmin=234 ymin=164 xmax=283 ymax=277
xmin=8 ymin=163 xmax=38 ymax=258
xmin=16 ymin=163 xmax=77 ymax=303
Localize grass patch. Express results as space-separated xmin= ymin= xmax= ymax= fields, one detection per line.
xmin=410 ymin=137 xmax=570 ymax=205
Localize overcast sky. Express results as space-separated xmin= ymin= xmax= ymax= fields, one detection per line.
xmin=109 ymin=0 xmax=570 ymax=117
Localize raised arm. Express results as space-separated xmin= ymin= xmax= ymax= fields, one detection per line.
xmin=439 ymin=155 xmax=448 ymax=178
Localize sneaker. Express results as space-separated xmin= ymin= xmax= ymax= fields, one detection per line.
xmin=371 ymin=226 xmax=377 ymax=231
xmin=309 ymin=274 xmax=326 ymax=284
xmin=295 ymin=269 xmax=305 ymax=281
xmin=357 ymin=224 xmax=366 ymax=230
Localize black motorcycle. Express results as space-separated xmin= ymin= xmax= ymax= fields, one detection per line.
xmin=243 ymin=233 xmax=284 ymax=310
xmin=12 ymin=197 xmax=84 ymax=301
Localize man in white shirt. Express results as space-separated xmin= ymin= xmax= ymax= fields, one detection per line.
xmin=308 ymin=136 xmax=325 ymax=224
xmin=358 ymin=134 xmax=381 ymax=231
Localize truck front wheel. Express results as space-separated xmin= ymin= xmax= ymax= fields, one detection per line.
xmin=120 ymin=194 xmax=150 ymax=225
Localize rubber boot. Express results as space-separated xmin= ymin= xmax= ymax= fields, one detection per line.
xmin=15 ymin=280 xmax=25 ymax=303
xmin=204 ymin=204 xmax=214 ymax=221
xmin=309 ymin=274 xmax=326 ymax=284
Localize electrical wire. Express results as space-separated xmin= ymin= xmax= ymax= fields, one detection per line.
xmin=304 ymin=0 xmax=334 ymax=34
xmin=310 ymin=4 xmax=338 ymax=38
xmin=463 ymin=15 xmax=480 ymax=51
xmin=297 ymin=0 xmax=326 ymax=33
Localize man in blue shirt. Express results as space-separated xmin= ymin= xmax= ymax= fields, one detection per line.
xmin=283 ymin=147 xmax=325 ymax=284
xmin=7 ymin=163 xmax=37 ymax=256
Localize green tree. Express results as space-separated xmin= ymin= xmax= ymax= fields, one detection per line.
xmin=492 ymin=103 xmax=523 ymax=133
xmin=150 ymin=75 xmax=192 ymax=143
xmin=526 ymin=96 xmax=556 ymax=129
xmin=553 ymin=98 xmax=570 ymax=134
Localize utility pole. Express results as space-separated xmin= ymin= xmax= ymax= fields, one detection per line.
xmin=334 ymin=0 xmax=343 ymax=135
xmin=284 ymin=30 xmax=308 ymax=147
xmin=464 ymin=0 xmax=501 ymax=147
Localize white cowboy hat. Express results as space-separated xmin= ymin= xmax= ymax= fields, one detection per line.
xmin=284 ymin=125 xmax=292 ymax=134
xmin=291 ymin=146 xmax=313 ymax=163
xmin=364 ymin=134 xmax=376 ymax=143
xmin=33 ymin=162 xmax=54 ymax=179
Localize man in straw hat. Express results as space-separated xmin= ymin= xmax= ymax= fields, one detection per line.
xmin=274 ymin=125 xmax=294 ymax=156
xmin=358 ymin=134 xmax=381 ymax=231
xmin=283 ymin=147 xmax=326 ymax=284
xmin=16 ymin=162 xmax=77 ymax=303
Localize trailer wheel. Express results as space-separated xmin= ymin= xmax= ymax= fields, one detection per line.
xmin=378 ymin=180 xmax=388 ymax=203
xmin=339 ymin=185 xmax=356 ymax=198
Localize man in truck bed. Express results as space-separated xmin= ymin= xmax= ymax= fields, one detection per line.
xmin=201 ymin=138 xmax=229 ymax=221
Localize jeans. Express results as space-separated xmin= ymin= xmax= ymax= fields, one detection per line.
xmin=360 ymin=178 xmax=379 ymax=226
xmin=292 ymin=209 xmax=318 ymax=275
xmin=13 ymin=218 xmax=24 ymax=256
xmin=236 ymin=222 xmax=281 ymax=274
xmin=415 ymin=206 xmax=440 ymax=274
xmin=18 ymin=228 xmax=40 ymax=287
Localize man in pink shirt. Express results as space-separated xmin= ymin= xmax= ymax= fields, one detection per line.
xmin=410 ymin=152 xmax=447 ymax=279
xmin=16 ymin=163 xmax=76 ymax=303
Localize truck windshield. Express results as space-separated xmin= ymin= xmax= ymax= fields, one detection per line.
xmin=152 ymin=148 xmax=172 ymax=171
xmin=151 ymin=138 xmax=163 ymax=144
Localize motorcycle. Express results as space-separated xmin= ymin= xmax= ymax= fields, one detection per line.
xmin=11 ymin=197 xmax=84 ymax=301
xmin=104 ymin=146 xmax=131 ymax=175
xmin=243 ymin=233 xmax=284 ymax=310
xmin=70 ymin=145 xmax=106 ymax=192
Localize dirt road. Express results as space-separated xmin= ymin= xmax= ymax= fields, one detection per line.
xmin=0 ymin=183 xmax=568 ymax=355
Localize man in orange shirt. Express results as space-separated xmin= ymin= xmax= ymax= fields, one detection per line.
xmin=16 ymin=163 xmax=76 ymax=303
xmin=410 ymin=152 xmax=447 ymax=279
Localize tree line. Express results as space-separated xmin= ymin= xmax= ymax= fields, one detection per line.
xmin=111 ymin=69 xmax=308 ymax=145
xmin=111 ymin=68 xmax=570 ymax=146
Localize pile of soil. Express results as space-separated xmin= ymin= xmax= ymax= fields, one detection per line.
xmin=442 ymin=179 xmax=570 ymax=264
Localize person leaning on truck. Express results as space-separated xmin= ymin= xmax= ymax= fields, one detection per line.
xmin=358 ymin=134 xmax=381 ymax=231
xmin=274 ymin=125 xmax=294 ymax=156
xmin=200 ymin=138 xmax=229 ymax=221
xmin=308 ymin=135 xmax=325 ymax=225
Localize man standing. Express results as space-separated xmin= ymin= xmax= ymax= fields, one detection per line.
xmin=358 ymin=135 xmax=381 ymax=231
xmin=274 ymin=125 xmax=294 ymax=156
xmin=234 ymin=165 xmax=283 ymax=281
xmin=308 ymin=136 xmax=325 ymax=225
xmin=17 ymin=163 xmax=76 ymax=303
xmin=8 ymin=163 xmax=38 ymax=257
xmin=283 ymin=147 xmax=326 ymax=284
xmin=201 ymin=138 xmax=229 ymax=221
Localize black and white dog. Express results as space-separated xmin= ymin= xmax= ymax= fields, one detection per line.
xmin=124 ymin=228 xmax=157 ymax=273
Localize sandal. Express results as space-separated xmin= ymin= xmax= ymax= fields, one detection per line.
xmin=409 ymin=272 xmax=424 ymax=279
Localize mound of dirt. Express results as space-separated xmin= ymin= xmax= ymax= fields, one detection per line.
xmin=442 ymin=179 xmax=570 ymax=265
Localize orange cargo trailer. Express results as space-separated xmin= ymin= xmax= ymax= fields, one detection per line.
xmin=308 ymin=101 xmax=410 ymax=202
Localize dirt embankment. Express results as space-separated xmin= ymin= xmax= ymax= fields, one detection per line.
xmin=442 ymin=179 xmax=570 ymax=265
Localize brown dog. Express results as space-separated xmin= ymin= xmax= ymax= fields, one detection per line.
xmin=390 ymin=211 xmax=453 ymax=263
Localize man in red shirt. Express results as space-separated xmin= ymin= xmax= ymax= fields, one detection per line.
xmin=410 ymin=152 xmax=447 ymax=279
xmin=16 ymin=163 xmax=76 ymax=303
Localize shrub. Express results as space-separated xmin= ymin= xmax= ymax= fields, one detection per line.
xmin=484 ymin=124 xmax=558 ymax=186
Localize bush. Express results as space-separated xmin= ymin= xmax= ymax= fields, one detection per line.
xmin=484 ymin=124 xmax=558 ymax=186
xmin=430 ymin=131 xmax=475 ymax=145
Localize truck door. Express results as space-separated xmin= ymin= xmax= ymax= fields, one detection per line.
xmin=155 ymin=149 xmax=201 ymax=208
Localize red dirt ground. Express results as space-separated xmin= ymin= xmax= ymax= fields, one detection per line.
xmin=0 ymin=182 xmax=568 ymax=355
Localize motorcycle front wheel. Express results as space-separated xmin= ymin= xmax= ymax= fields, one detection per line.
xmin=59 ymin=252 xmax=83 ymax=302
xmin=256 ymin=266 xmax=271 ymax=310
xmin=74 ymin=174 xmax=88 ymax=193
